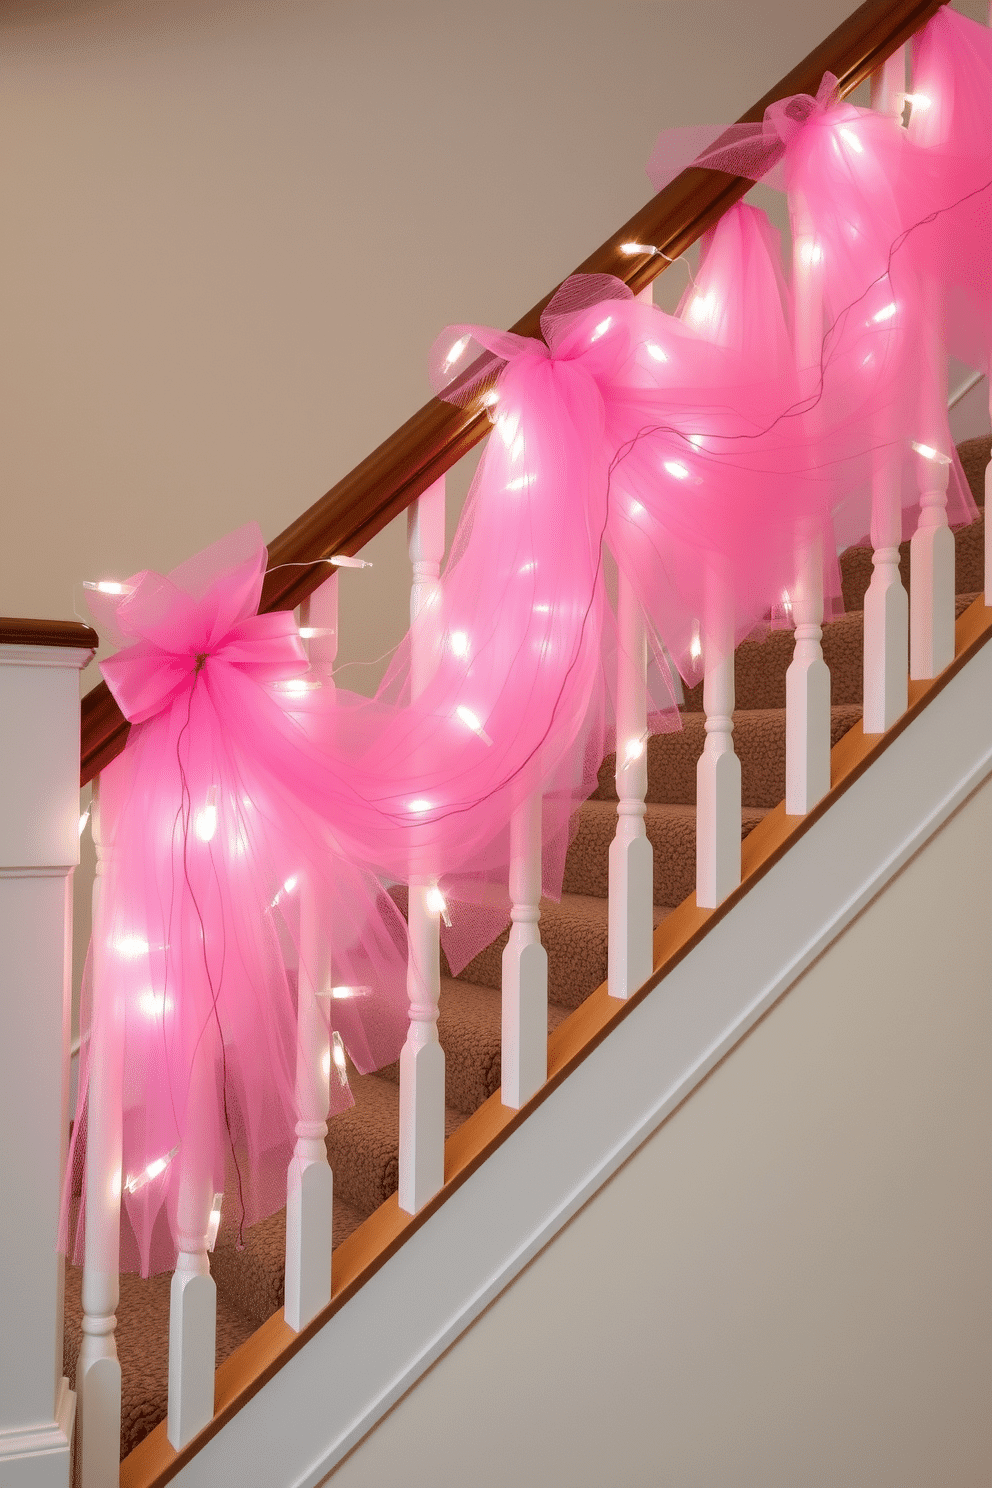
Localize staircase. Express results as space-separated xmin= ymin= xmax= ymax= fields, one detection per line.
xmin=59 ymin=434 xmax=988 ymax=1468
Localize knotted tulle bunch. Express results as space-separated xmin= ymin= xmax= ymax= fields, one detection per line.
xmin=64 ymin=527 xmax=410 ymax=1275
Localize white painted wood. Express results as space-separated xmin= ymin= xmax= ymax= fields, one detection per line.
xmin=910 ymin=449 xmax=955 ymax=681
xmin=501 ymin=793 xmax=548 ymax=1108
xmin=786 ymin=193 xmax=831 ymax=816
xmin=78 ymin=781 xmax=124 ymax=1488
xmin=870 ymin=45 xmax=906 ymax=118
xmin=284 ymin=580 xmax=338 ymax=1332
xmin=696 ymin=609 xmax=741 ymax=909
xmin=167 ymin=1049 xmax=217 ymax=1449
xmin=0 ymin=638 xmax=91 ymax=1488
xmin=167 ymin=614 xmax=992 ymax=1488
xmin=399 ymin=478 xmax=447 ymax=1214
xmin=863 ymin=452 xmax=909 ymax=734
xmin=608 ymin=575 xmax=653 ymax=999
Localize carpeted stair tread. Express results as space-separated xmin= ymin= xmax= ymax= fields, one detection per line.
xmin=376 ymin=977 xmax=571 ymax=1116
xmin=593 ymin=705 xmax=863 ymax=809
xmin=563 ymin=800 xmax=767 ymax=907
xmin=456 ymin=893 xmax=670 ymax=1011
xmin=62 ymin=1263 xmax=256 ymax=1460
xmin=323 ymin=1070 xmax=464 ymax=1218
xmin=683 ymin=608 xmax=867 ymax=712
xmin=210 ymin=1196 xmax=366 ymax=1330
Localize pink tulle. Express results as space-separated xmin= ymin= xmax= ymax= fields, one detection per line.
xmin=64 ymin=527 xmax=410 ymax=1275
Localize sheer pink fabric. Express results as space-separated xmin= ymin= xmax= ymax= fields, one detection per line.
xmin=64 ymin=527 xmax=409 ymax=1275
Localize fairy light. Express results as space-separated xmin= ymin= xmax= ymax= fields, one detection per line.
xmin=269 ymin=874 xmax=299 ymax=909
xmin=425 ymin=885 xmax=452 ymax=927
xmin=590 ymin=317 xmax=613 ymax=342
xmin=450 ymin=631 xmax=469 ymax=657
xmin=408 ymin=798 xmax=432 ymax=813
xmin=506 ymin=474 xmax=536 ymax=491
xmin=664 ymin=460 xmax=690 ymax=481
xmin=277 ymin=678 xmax=321 ymax=695
xmin=456 ymin=704 xmax=493 ymax=746
xmin=331 ymin=985 xmax=369 ymax=999
xmin=124 ymin=1143 xmax=179 ymax=1196
xmin=481 ymin=389 xmax=499 ymax=409
xmin=687 ymin=291 xmax=716 ymax=325
xmin=115 ymin=935 xmax=150 ymax=960
xmin=903 ymin=92 xmax=931 ymax=111
xmin=623 ymin=731 xmax=648 ymax=765
xmin=872 ymin=302 xmax=898 ymax=323
xmin=689 ymin=623 xmax=702 ymax=663
xmin=138 ymin=989 xmax=172 ymax=1019
xmin=838 ymin=126 xmax=864 ymax=154
xmin=444 ymin=335 xmax=469 ymax=369
xmin=781 ymin=589 xmax=794 ymax=617
xmin=629 ymin=499 xmax=645 ymax=517
xmin=798 ymin=241 xmax=823 ymax=267
xmin=620 ymin=242 xmax=660 ymax=256
xmin=206 ymin=1193 xmax=223 ymax=1251
xmin=78 ymin=808 xmax=91 ymax=838
xmin=329 ymin=555 xmax=372 ymax=569
xmin=645 ymin=342 xmax=667 ymax=363
xmin=533 ymin=602 xmax=551 ymax=613
xmin=496 ymin=410 xmax=520 ymax=449
xmin=518 ymin=561 xmax=536 ymax=575
xmin=911 ymin=441 xmax=951 ymax=464
xmin=83 ymin=580 xmax=129 ymax=596
xmin=195 ymin=785 xmax=218 ymax=843
xmin=321 ymin=1046 xmax=332 ymax=1079
xmin=332 ymin=1031 xmax=347 ymax=1072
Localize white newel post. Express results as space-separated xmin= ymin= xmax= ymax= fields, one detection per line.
xmin=399 ymin=478 xmax=447 ymax=1214
xmin=696 ymin=589 xmax=741 ymax=910
xmin=284 ymin=578 xmax=338 ymax=1331
xmin=78 ymin=779 xmax=124 ymax=1488
xmin=786 ymin=194 xmax=831 ymax=815
xmin=0 ymin=629 xmax=93 ymax=1488
xmin=863 ymin=448 xmax=909 ymax=734
xmin=608 ymin=574 xmax=654 ymax=998
xmin=501 ymin=792 xmax=547 ymax=1108
xmin=167 ymin=1047 xmax=217 ymax=1449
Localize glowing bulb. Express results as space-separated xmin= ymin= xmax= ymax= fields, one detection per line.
xmin=664 ymin=460 xmax=690 ymax=481
xmin=689 ymin=624 xmax=702 ymax=663
xmin=408 ymin=798 xmax=432 ymax=813
xmin=506 ymin=474 xmax=536 ymax=491
xmin=195 ymin=786 xmax=218 ymax=843
xmin=620 ymin=242 xmax=657 ymax=256
xmin=206 ymin=1193 xmax=223 ymax=1251
xmin=444 ymin=335 xmax=469 ymax=368
xmin=624 ymin=733 xmax=647 ymax=764
xmin=78 ymin=808 xmax=91 ymax=838
xmin=331 ymin=985 xmax=369 ymax=999
xmin=425 ymin=885 xmax=453 ymax=927
xmin=590 ymin=317 xmax=613 ymax=342
xmin=688 ymin=291 xmax=716 ymax=324
xmin=332 ymin=1032 xmax=347 ymax=1071
xmin=321 ymin=1047 xmax=331 ymax=1079
xmin=82 ymin=579 xmax=128 ymax=596
xmin=115 ymin=935 xmax=150 ymax=960
xmin=629 ymin=499 xmax=645 ymax=517
xmin=278 ymin=678 xmax=320 ymax=695
xmin=481 ymin=389 xmax=499 ymax=408
xmin=456 ymin=704 xmax=493 ymax=745
xmin=798 ymin=240 xmax=823 ymax=267
xmin=496 ymin=410 xmax=520 ymax=449
xmin=451 ymin=631 xmax=469 ymax=656
xmin=645 ymin=342 xmax=667 ymax=362
xmin=911 ymin=441 xmax=951 ymax=464
xmin=330 ymin=555 xmax=372 ymax=569
xmin=838 ymin=126 xmax=864 ymax=153
xmin=872 ymin=302 xmax=898 ymax=323
xmin=124 ymin=1143 xmax=179 ymax=1195
xmin=519 ymin=561 xmax=535 ymax=575
xmin=138 ymin=989 xmax=171 ymax=1019
xmin=533 ymin=602 xmax=551 ymax=613
xmin=904 ymin=92 xmax=931 ymax=111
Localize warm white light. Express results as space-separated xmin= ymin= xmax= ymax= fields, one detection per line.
xmin=408 ymin=798 xmax=432 ymax=813
xmin=590 ymin=317 xmax=613 ymax=342
xmin=278 ymin=678 xmax=321 ymax=695
xmin=620 ymin=242 xmax=657 ymax=256
xmin=664 ymin=460 xmax=690 ymax=481
xmin=445 ymin=335 xmax=469 ymax=368
xmin=872 ymin=301 xmax=898 ymax=323
xmin=496 ymin=410 xmax=520 ymax=449
xmin=115 ymin=935 xmax=150 ymax=960
xmin=688 ymin=291 xmax=716 ymax=324
xmin=332 ymin=1032 xmax=347 ymax=1072
xmin=138 ymin=989 xmax=171 ymax=1019
xmin=195 ymin=786 xmax=218 ymax=843
xmin=321 ymin=1047 xmax=332 ymax=1079
xmin=78 ymin=808 xmax=91 ymax=838
xmin=911 ymin=441 xmax=951 ymax=464
xmin=124 ymin=1143 xmax=179 ymax=1195
xmin=82 ymin=579 xmax=128 ymax=596
xmin=798 ymin=240 xmax=823 ymax=267
xmin=331 ymin=985 xmax=369 ymax=999
xmin=624 ymin=733 xmax=647 ymax=764
xmin=206 ymin=1193 xmax=223 ymax=1251
xmin=645 ymin=342 xmax=667 ymax=363
xmin=506 ymin=474 xmax=536 ymax=491
xmin=330 ymin=554 xmax=372 ymax=569
xmin=425 ymin=885 xmax=452 ymax=927
xmin=519 ymin=561 xmax=536 ymax=575
xmin=687 ymin=433 xmax=706 ymax=449
xmin=533 ymin=602 xmax=551 ymax=613
xmin=456 ymin=704 xmax=493 ymax=745
xmin=283 ymin=876 xmax=298 ymax=895
xmin=838 ymin=126 xmax=864 ymax=154
xmin=451 ymin=630 xmax=469 ymax=656
xmin=904 ymin=92 xmax=931 ymax=111
xmin=689 ymin=624 xmax=702 ymax=663
xmin=481 ymin=389 xmax=499 ymax=408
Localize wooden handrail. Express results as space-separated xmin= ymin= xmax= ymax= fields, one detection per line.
xmin=0 ymin=618 xmax=98 ymax=652
xmin=79 ymin=0 xmax=943 ymax=785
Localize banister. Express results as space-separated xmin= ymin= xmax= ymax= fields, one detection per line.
xmin=79 ymin=0 xmax=943 ymax=785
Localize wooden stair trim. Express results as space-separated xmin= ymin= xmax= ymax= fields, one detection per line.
xmin=0 ymin=617 xmax=98 ymax=652
xmin=120 ymin=593 xmax=992 ymax=1488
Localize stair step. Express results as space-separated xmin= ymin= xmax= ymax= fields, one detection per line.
xmin=594 ymin=704 xmax=863 ymax=808
xmin=457 ymin=893 xmax=671 ymax=1011
xmin=564 ymin=801 xmax=767 ymax=908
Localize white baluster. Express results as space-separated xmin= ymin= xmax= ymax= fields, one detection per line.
xmin=167 ymin=1050 xmax=217 ymax=1449
xmin=78 ymin=779 xmax=124 ymax=1488
xmin=910 ymin=443 xmax=955 ymax=680
xmin=696 ymin=593 xmax=741 ymax=909
xmin=608 ymin=576 xmax=653 ymax=998
xmin=284 ymin=579 xmax=338 ymax=1330
xmin=0 ymin=629 xmax=91 ymax=1488
xmin=870 ymin=45 xmax=906 ymax=120
xmin=399 ymin=478 xmax=446 ymax=1214
xmin=501 ymin=793 xmax=547 ymax=1107
xmin=786 ymin=193 xmax=831 ymax=815
xmin=863 ymin=447 xmax=909 ymax=733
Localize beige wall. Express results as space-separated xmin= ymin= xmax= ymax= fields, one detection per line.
xmin=6 ymin=0 xmax=987 ymax=695
xmin=327 ymin=769 xmax=992 ymax=1488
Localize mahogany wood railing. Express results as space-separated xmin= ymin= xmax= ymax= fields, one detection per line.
xmin=78 ymin=0 xmax=945 ymax=786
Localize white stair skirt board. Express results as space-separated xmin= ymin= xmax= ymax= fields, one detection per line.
xmin=169 ymin=633 xmax=992 ymax=1488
